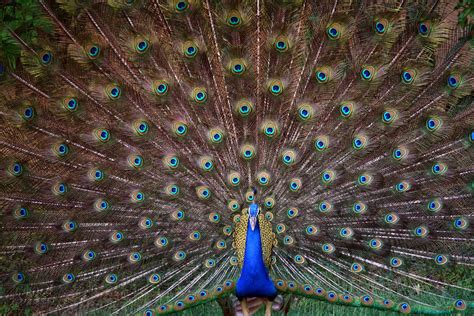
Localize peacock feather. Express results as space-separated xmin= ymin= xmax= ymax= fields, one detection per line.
xmin=0 ymin=0 xmax=473 ymax=315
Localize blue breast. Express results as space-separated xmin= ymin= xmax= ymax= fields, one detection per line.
xmin=235 ymin=219 xmax=277 ymax=299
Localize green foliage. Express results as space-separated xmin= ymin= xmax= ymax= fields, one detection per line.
xmin=456 ymin=0 xmax=474 ymax=28
xmin=0 ymin=0 xmax=52 ymax=69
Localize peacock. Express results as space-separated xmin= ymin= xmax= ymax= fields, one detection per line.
xmin=0 ymin=0 xmax=473 ymax=315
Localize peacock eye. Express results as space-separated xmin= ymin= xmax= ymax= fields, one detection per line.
xmin=361 ymin=67 xmax=373 ymax=80
xmin=317 ymin=71 xmax=327 ymax=82
xmin=41 ymin=52 xmax=53 ymax=65
xmin=229 ymin=16 xmax=240 ymax=25
xmin=158 ymin=84 xmax=167 ymax=93
xmin=352 ymin=134 xmax=367 ymax=150
xmin=382 ymin=109 xmax=398 ymax=124
xmin=226 ymin=11 xmax=243 ymax=28
xmin=447 ymin=74 xmax=461 ymax=89
xmin=235 ymin=99 xmax=253 ymax=117
xmin=277 ymin=41 xmax=286 ymax=49
xmin=87 ymin=45 xmax=100 ymax=58
xmin=183 ymin=41 xmax=199 ymax=58
xmin=402 ymin=69 xmax=417 ymax=84
xmin=192 ymin=87 xmax=208 ymax=104
xmin=135 ymin=39 xmax=149 ymax=53
xmin=21 ymin=106 xmax=36 ymax=121
xmin=297 ymin=103 xmax=314 ymax=121
xmin=173 ymin=121 xmax=188 ymax=137
xmin=418 ymin=21 xmax=431 ymax=36
xmin=338 ymin=101 xmax=355 ymax=118
xmin=175 ymin=0 xmax=189 ymax=12
xmin=274 ymin=36 xmax=290 ymax=52
xmin=268 ymin=80 xmax=284 ymax=96
xmin=106 ymin=85 xmax=122 ymax=100
xmin=425 ymin=116 xmax=442 ymax=132
xmin=327 ymin=25 xmax=340 ymax=39
xmin=375 ymin=22 xmax=385 ymax=33
xmin=8 ymin=162 xmax=23 ymax=177
xmin=230 ymin=59 xmax=247 ymax=75
xmin=63 ymin=97 xmax=79 ymax=112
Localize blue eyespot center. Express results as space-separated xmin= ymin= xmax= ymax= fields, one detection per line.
xmin=157 ymin=84 xmax=167 ymax=92
xmin=403 ymin=72 xmax=412 ymax=81
xmin=89 ymin=46 xmax=98 ymax=56
xmin=42 ymin=53 xmax=51 ymax=63
xmin=375 ymin=22 xmax=385 ymax=33
xmin=68 ymin=99 xmax=77 ymax=109
xmin=448 ymin=76 xmax=458 ymax=87
xmin=229 ymin=16 xmax=239 ymax=25
xmin=138 ymin=41 xmax=148 ymax=51
xmin=419 ymin=23 xmax=428 ymax=34
xmin=24 ymin=108 xmax=33 ymax=118
xmin=13 ymin=163 xmax=21 ymax=173
xmin=177 ymin=1 xmax=187 ymax=10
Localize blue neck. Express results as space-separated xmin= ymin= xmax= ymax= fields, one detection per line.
xmin=235 ymin=219 xmax=277 ymax=299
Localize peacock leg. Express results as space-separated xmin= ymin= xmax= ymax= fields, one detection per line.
xmin=241 ymin=298 xmax=250 ymax=316
xmin=264 ymin=299 xmax=272 ymax=316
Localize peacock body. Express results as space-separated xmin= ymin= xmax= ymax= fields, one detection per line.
xmin=0 ymin=0 xmax=473 ymax=315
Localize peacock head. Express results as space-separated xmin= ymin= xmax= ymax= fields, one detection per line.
xmin=248 ymin=203 xmax=259 ymax=231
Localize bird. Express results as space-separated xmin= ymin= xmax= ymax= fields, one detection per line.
xmin=0 ymin=0 xmax=473 ymax=315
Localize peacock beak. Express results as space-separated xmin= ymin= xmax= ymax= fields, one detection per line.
xmin=249 ymin=216 xmax=257 ymax=231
